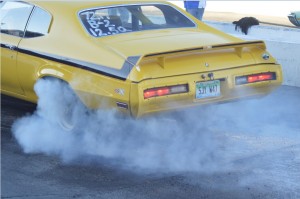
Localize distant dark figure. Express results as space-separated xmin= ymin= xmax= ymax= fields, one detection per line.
xmin=184 ymin=0 xmax=206 ymax=21
xmin=233 ymin=17 xmax=259 ymax=35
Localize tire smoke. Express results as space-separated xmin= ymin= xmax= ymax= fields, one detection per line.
xmin=12 ymin=79 xmax=223 ymax=172
xmin=12 ymin=78 xmax=300 ymax=189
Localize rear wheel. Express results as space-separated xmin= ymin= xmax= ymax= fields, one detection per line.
xmin=36 ymin=78 xmax=87 ymax=132
xmin=57 ymin=81 xmax=87 ymax=132
xmin=59 ymin=96 xmax=77 ymax=131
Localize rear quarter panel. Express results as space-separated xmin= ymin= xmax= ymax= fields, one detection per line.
xmin=14 ymin=1 xmax=132 ymax=112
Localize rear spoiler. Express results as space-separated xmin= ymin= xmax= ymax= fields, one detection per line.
xmin=143 ymin=40 xmax=266 ymax=68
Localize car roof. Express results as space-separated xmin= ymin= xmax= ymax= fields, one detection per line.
xmin=26 ymin=1 xmax=172 ymax=12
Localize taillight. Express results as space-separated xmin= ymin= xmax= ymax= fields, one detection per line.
xmin=235 ymin=72 xmax=276 ymax=85
xmin=144 ymin=84 xmax=188 ymax=99
xmin=248 ymin=73 xmax=274 ymax=83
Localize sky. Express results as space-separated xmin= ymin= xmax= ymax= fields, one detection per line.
xmin=170 ymin=1 xmax=300 ymax=17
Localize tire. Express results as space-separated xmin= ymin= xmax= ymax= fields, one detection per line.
xmin=59 ymin=94 xmax=78 ymax=131
xmin=35 ymin=78 xmax=87 ymax=132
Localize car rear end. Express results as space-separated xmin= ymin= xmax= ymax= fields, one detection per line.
xmin=74 ymin=2 xmax=282 ymax=117
xmin=128 ymin=41 xmax=282 ymax=117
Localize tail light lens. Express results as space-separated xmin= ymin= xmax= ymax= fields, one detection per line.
xmin=236 ymin=72 xmax=276 ymax=85
xmin=144 ymin=84 xmax=189 ymax=99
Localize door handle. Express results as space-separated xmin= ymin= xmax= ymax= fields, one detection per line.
xmin=4 ymin=44 xmax=16 ymax=51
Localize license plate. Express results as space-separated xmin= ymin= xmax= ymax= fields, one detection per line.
xmin=196 ymin=80 xmax=221 ymax=99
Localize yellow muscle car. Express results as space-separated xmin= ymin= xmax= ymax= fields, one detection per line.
xmin=1 ymin=1 xmax=282 ymax=126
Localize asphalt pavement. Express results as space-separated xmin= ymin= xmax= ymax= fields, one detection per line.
xmin=1 ymin=85 xmax=300 ymax=199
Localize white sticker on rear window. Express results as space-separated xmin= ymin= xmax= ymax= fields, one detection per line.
xmin=80 ymin=11 xmax=127 ymax=37
xmin=79 ymin=4 xmax=196 ymax=38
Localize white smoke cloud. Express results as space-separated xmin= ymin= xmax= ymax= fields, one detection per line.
xmin=12 ymin=77 xmax=300 ymax=195
xmin=12 ymin=78 xmax=226 ymax=172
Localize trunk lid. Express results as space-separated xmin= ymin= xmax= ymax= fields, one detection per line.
xmin=98 ymin=29 xmax=275 ymax=82
xmin=101 ymin=29 xmax=234 ymax=56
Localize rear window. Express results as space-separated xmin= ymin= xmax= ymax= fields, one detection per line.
xmin=79 ymin=4 xmax=195 ymax=37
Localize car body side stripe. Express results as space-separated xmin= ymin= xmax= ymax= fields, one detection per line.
xmin=1 ymin=43 xmax=139 ymax=81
